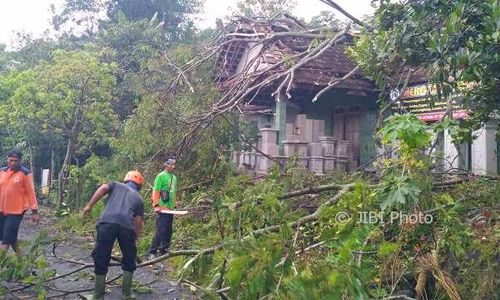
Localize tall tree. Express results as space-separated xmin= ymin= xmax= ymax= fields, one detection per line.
xmin=0 ymin=44 xmax=10 ymax=74
xmin=0 ymin=50 xmax=118 ymax=206
xmin=235 ymin=0 xmax=297 ymax=18
xmin=350 ymin=0 xmax=500 ymax=134
xmin=308 ymin=11 xmax=345 ymax=30
xmin=97 ymin=15 xmax=169 ymax=118
xmin=53 ymin=0 xmax=201 ymax=41
xmin=108 ymin=0 xmax=200 ymax=38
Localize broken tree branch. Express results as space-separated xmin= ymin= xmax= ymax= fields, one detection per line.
xmin=319 ymin=0 xmax=373 ymax=30
xmin=277 ymin=183 xmax=347 ymax=199
xmin=221 ymin=114 xmax=285 ymax=168
xmin=312 ymin=66 xmax=360 ymax=102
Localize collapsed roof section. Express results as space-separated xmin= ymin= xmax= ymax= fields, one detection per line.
xmin=214 ymin=16 xmax=375 ymax=100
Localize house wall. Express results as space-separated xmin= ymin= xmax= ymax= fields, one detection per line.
xmin=300 ymin=92 xmax=378 ymax=166
xmin=258 ymin=114 xmax=274 ymax=129
xmin=236 ymin=42 xmax=264 ymax=74
xmin=498 ymin=138 xmax=500 ymax=174
xmin=471 ymin=121 xmax=498 ymax=175
xmin=434 ymin=121 xmax=498 ymax=175
xmin=242 ymin=91 xmax=378 ymax=170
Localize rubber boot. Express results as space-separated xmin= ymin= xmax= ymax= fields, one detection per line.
xmin=83 ymin=274 xmax=105 ymax=299
xmin=122 ymin=271 xmax=136 ymax=300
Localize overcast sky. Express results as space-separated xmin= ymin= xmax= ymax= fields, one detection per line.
xmin=0 ymin=0 xmax=374 ymax=47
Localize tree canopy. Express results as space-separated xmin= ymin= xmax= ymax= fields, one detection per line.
xmin=53 ymin=0 xmax=201 ymax=40
xmin=351 ymin=0 xmax=500 ymax=135
xmin=235 ymin=0 xmax=298 ymax=18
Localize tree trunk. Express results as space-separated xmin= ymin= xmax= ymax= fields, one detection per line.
xmin=58 ymin=106 xmax=81 ymax=207
xmin=73 ymin=158 xmax=81 ymax=208
xmin=28 ymin=141 xmax=36 ymax=185
xmin=58 ymin=139 xmax=74 ymax=207
xmin=50 ymin=144 xmax=56 ymax=189
xmin=75 ymin=162 xmax=85 ymax=209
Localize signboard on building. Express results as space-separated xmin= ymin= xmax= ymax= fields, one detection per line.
xmin=395 ymin=83 xmax=468 ymax=122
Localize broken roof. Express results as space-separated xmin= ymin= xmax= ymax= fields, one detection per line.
xmin=215 ymin=16 xmax=375 ymax=97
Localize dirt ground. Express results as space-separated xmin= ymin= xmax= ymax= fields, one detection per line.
xmin=2 ymin=212 xmax=196 ymax=300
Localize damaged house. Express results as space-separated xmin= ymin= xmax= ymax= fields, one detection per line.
xmin=215 ymin=17 xmax=378 ymax=175
xmin=214 ymin=16 xmax=498 ymax=175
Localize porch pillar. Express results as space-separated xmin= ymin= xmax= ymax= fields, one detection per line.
xmin=275 ymin=92 xmax=287 ymax=155
xmin=471 ymin=121 xmax=498 ymax=175
xmin=259 ymin=128 xmax=279 ymax=173
xmin=443 ymin=129 xmax=459 ymax=171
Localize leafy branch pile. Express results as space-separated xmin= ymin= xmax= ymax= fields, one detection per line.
xmin=164 ymin=114 xmax=498 ymax=300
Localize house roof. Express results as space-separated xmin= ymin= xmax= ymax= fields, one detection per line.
xmin=398 ymin=67 xmax=429 ymax=86
xmin=271 ymin=37 xmax=373 ymax=92
xmin=215 ymin=16 xmax=376 ymax=97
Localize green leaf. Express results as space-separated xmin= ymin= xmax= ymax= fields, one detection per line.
xmin=378 ymin=242 xmax=399 ymax=257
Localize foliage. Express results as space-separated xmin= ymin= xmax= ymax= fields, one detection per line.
xmin=6 ymin=34 xmax=67 ymax=70
xmin=235 ymin=0 xmax=297 ymax=18
xmin=154 ymin=114 xmax=497 ymax=300
xmin=0 ymin=48 xmax=119 ymax=206
xmin=445 ymin=177 xmax=499 ymax=299
xmin=107 ymin=0 xmax=201 ymax=40
xmin=377 ymin=174 xmax=421 ymax=210
xmin=379 ymin=113 xmax=431 ymax=149
xmin=97 ymin=16 xmax=169 ymax=118
xmin=308 ymin=11 xmax=345 ymax=30
xmin=108 ymin=43 xmax=244 ymax=189
xmin=351 ymin=0 xmax=500 ymax=135
xmin=376 ymin=113 xmax=432 ymax=211
xmin=0 ymin=44 xmax=13 ymax=73
xmin=0 ymin=232 xmax=55 ymax=299
xmin=0 ymin=49 xmax=118 ymax=151
xmin=54 ymin=0 xmax=201 ymax=41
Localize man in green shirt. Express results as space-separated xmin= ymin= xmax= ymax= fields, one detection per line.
xmin=148 ymin=158 xmax=178 ymax=257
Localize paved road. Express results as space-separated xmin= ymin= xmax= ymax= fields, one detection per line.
xmin=3 ymin=213 xmax=194 ymax=300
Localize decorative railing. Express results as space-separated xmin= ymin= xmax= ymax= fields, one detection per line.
xmin=237 ymin=114 xmax=356 ymax=174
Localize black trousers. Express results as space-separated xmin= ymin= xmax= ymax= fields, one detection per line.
xmin=149 ymin=213 xmax=174 ymax=255
xmin=92 ymin=223 xmax=137 ymax=275
xmin=0 ymin=213 xmax=24 ymax=245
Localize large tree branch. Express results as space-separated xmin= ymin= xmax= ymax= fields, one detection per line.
xmin=320 ymin=0 xmax=373 ymax=31
xmin=273 ymin=24 xmax=351 ymax=99
xmin=312 ymin=66 xmax=360 ymax=102
xmin=168 ymin=19 xmax=358 ymax=153
xmin=375 ymin=67 xmax=414 ymax=133
xmin=11 ymin=175 xmax=472 ymax=296
xmin=278 ymin=183 xmax=348 ymax=199
xmin=319 ymin=0 xmax=373 ymax=30
xmin=221 ymin=114 xmax=285 ymax=168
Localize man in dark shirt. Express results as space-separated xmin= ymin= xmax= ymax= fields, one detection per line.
xmin=82 ymin=171 xmax=145 ymax=300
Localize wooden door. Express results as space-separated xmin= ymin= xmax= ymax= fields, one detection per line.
xmin=333 ymin=107 xmax=360 ymax=164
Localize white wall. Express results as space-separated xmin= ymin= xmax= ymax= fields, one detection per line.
xmin=471 ymin=121 xmax=498 ymax=175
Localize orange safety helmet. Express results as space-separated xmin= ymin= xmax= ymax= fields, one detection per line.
xmin=123 ymin=171 xmax=144 ymax=185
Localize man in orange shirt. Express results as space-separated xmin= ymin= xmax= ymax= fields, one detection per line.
xmin=0 ymin=149 xmax=40 ymax=256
